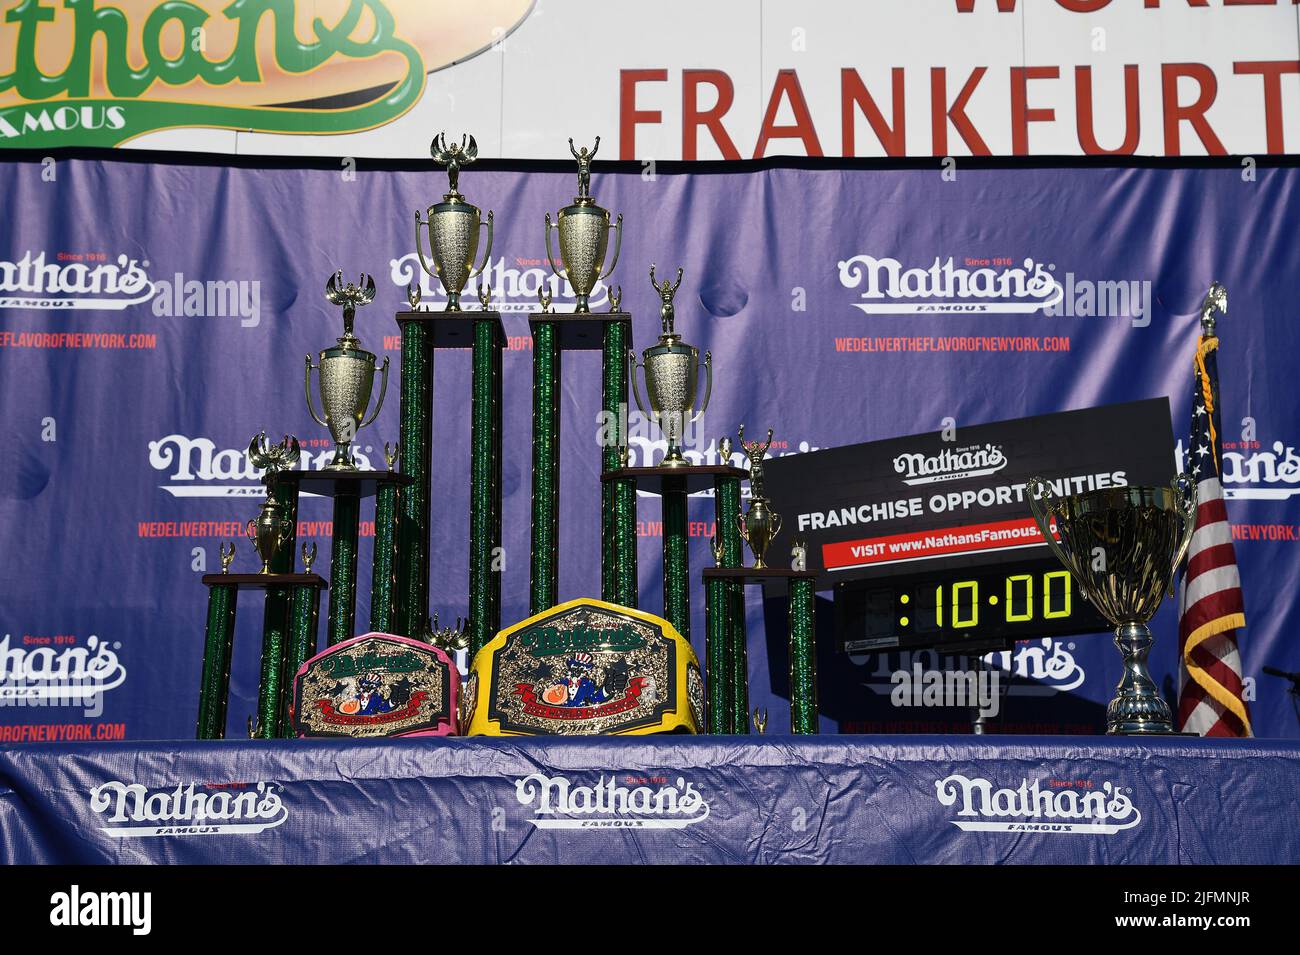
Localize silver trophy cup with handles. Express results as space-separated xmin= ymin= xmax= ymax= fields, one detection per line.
xmin=544 ymin=137 xmax=622 ymax=313
xmin=629 ymin=266 xmax=711 ymax=467
xmin=305 ymin=272 xmax=389 ymax=470
xmin=1027 ymin=475 xmax=1196 ymax=735
xmin=414 ymin=132 xmax=494 ymax=312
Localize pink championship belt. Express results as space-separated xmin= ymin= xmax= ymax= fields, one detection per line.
xmin=292 ymin=632 xmax=460 ymax=738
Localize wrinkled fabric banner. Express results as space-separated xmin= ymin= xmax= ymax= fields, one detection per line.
xmin=0 ymin=736 xmax=1296 ymax=864
xmin=0 ymin=159 xmax=1298 ymax=741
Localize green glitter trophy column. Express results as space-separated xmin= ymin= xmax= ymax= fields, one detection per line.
xmin=530 ymin=296 xmax=561 ymax=614
xmin=787 ymin=565 xmax=819 ymax=735
xmin=370 ymin=445 xmax=400 ymax=632
xmin=197 ymin=544 xmax=238 ymax=740
xmin=714 ymin=436 xmax=746 ymax=731
xmin=704 ymin=539 xmax=730 ymax=734
xmin=394 ymin=304 xmax=432 ymax=637
xmin=534 ymin=136 xmax=624 ymax=613
xmin=280 ymin=544 xmax=324 ymax=731
xmin=467 ymin=285 xmax=504 ymax=654
xmin=257 ymin=456 xmax=298 ymax=706
xmin=602 ymin=287 xmax=636 ymax=607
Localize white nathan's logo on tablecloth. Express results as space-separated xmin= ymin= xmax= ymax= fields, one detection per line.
xmin=514 ymin=773 xmax=710 ymax=829
xmin=89 ymin=781 xmax=287 ymax=838
xmin=934 ymin=774 xmax=1141 ymax=834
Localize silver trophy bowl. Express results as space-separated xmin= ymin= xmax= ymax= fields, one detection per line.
xmin=546 ymin=203 xmax=622 ymax=313
xmin=306 ymin=272 xmax=389 ymax=470
xmin=1028 ymin=475 xmax=1196 ymax=735
xmin=415 ymin=201 xmax=493 ymax=311
xmin=630 ymin=341 xmax=711 ymax=467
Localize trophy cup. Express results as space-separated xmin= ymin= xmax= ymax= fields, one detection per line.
xmin=245 ymin=432 xmax=298 ymax=574
xmin=246 ymin=498 xmax=294 ymax=574
xmin=544 ymin=137 xmax=623 ymax=313
xmin=415 ymin=133 xmax=494 ymax=312
xmin=629 ymin=266 xmax=712 ymax=467
xmin=305 ymin=272 xmax=389 ymax=470
xmin=736 ymin=426 xmax=782 ymax=569
xmin=1027 ymin=475 xmax=1197 ymax=735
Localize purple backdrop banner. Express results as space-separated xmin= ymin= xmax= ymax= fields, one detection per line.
xmin=0 ymin=158 xmax=1297 ymax=741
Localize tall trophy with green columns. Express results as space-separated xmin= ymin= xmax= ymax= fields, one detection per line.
xmin=531 ymin=138 xmax=634 ymax=615
xmin=702 ymin=427 xmax=820 ymax=735
xmin=397 ymin=132 xmax=504 ymax=654
xmin=196 ymin=433 xmax=327 ymax=740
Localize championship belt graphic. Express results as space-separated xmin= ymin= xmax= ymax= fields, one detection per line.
xmin=465 ymin=598 xmax=703 ymax=736
xmin=293 ymin=632 xmax=459 ymax=738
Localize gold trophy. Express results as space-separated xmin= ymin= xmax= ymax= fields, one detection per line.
xmin=243 ymin=432 xmax=300 ymax=573
xmin=246 ymin=499 xmax=294 ymax=574
xmin=415 ymin=133 xmax=494 ymax=311
xmin=544 ymin=137 xmax=623 ymax=313
xmin=629 ymin=266 xmax=712 ymax=467
xmin=305 ymin=272 xmax=389 ymax=470
xmin=736 ymin=426 xmax=782 ymax=569
xmin=1027 ymin=475 xmax=1196 ymax=735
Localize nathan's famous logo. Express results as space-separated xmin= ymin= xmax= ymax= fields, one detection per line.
xmin=1177 ymin=434 xmax=1300 ymax=501
xmin=853 ymin=640 xmax=1087 ymax=697
xmin=893 ymin=442 xmax=1007 ymax=486
xmin=839 ymin=256 xmax=1062 ymax=314
xmin=0 ymin=1 xmax=531 ymax=148
xmin=89 ymin=780 xmax=287 ymax=838
xmin=392 ymin=255 xmax=613 ymax=314
xmin=0 ymin=632 xmax=126 ymax=708
xmin=0 ymin=251 xmax=152 ymax=310
xmin=0 ymin=250 xmax=263 ymax=323
xmin=515 ymin=773 xmax=710 ymax=830
xmin=839 ymin=254 xmax=1156 ymax=326
xmin=149 ymin=433 xmax=374 ymax=497
xmin=934 ymin=774 xmax=1141 ymax=834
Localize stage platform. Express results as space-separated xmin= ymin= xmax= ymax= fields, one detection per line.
xmin=1 ymin=736 xmax=1296 ymax=864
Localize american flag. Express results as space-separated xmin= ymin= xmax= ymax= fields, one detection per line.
xmin=1177 ymin=294 xmax=1251 ymax=737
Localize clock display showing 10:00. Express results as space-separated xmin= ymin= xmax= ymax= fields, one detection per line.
xmin=897 ymin=569 xmax=1076 ymax=635
xmin=842 ymin=557 xmax=1113 ymax=645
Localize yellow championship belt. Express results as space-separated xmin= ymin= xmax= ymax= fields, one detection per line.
xmin=463 ymin=598 xmax=703 ymax=736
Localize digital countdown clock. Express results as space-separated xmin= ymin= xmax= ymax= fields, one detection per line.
xmin=834 ymin=557 xmax=1111 ymax=654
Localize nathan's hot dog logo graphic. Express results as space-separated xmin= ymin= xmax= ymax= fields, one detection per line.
xmin=0 ymin=0 xmax=533 ymax=148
